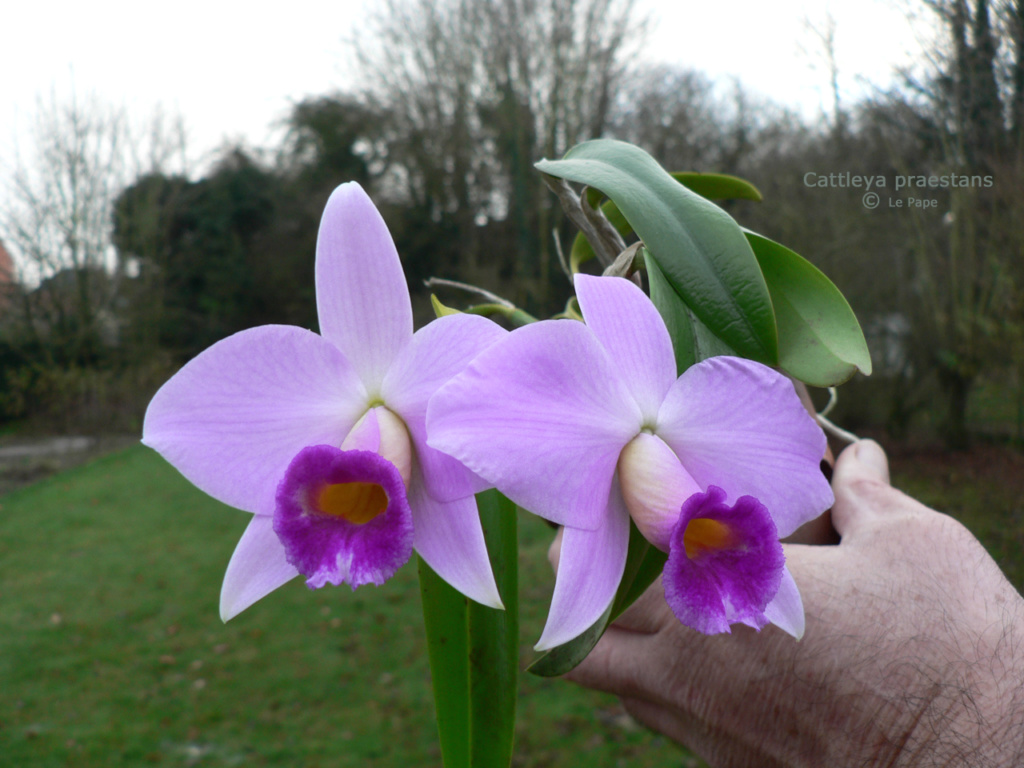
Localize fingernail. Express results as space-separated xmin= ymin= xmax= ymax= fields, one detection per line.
xmin=855 ymin=440 xmax=889 ymax=481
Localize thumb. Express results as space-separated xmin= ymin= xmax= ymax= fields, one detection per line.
xmin=830 ymin=439 xmax=892 ymax=538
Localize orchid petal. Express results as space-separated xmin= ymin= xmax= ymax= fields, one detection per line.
xmin=763 ymin=565 xmax=805 ymax=639
xmin=656 ymin=356 xmax=833 ymax=538
xmin=315 ymin=182 xmax=413 ymax=390
xmin=574 ymin=274 xmax=676 ymax=421
xmin=407 ymin=470 xmax=503 ymax=609
xmin=535 ymin=483 xmax=630 ymax=650
xmin=383 ymin=313 xmax=507 ymax=502
xmin=220 ymin=514 xmax=299 ymax=621
xmin=428 ymin=319 xmax=642 ymax=529
xmin=143 ymin=325 xmax=367 ymax=516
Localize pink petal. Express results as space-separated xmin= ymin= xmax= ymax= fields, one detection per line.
xmin=574 ymin=275 xmax=677 ymax=421
xmin=315 ymin=183 xmax=414 ymax=390
xmin=220 ymin=515 xmax=299 ymax=621
xmin=427 ymin=319 xmax=642 ymax=529
xmin=383 ymin=313 xmax=507 ymax=501
xmin=763 ymin=565 xmax=805 ymax=639
xmin=535 ymin=484 xmax=630 ymax=650
xmin=407 ymin=471 xmax=503 ymax=609
xmin=656 ymin=356 xmax=833 ymax=538
xmin=143 ymin=325 xmax=367 ymax=516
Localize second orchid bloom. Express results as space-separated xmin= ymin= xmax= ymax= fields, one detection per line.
xmin=428 ymin=274 xmax=834 ymax=649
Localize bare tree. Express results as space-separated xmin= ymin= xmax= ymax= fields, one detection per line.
xmin=351 ymin=0 xmax=643 ymax=308
xmin=0 ymin=92 xmax=130 ymax=363
xmin=0 ymin=93 xmax=191 ymax=364
xmin=881 ymin=0 xmax=1024 ymax=445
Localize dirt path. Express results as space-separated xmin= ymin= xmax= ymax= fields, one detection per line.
xmin=0 ymin=434 xmax=140 ymax=495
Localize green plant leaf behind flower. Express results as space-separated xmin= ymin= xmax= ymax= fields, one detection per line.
xmin=672 ymin=171 xmax=763 ymax=203
xmin=645 ymin=249 xmax=736 ymax=374
xmin=745 ymin=230 xmax=872 ymax=386
xmin=539 ymin=140 xmax=777 ymax=364
xmin=528 ymin=520 xmax=667 ymax=678
xmin=419 ymin=489 xmax=518 ymax=768
xmin=569 ymin=171 xmax=763 ymax=273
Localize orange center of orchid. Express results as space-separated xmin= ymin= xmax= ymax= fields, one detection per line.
xmin=316 ymin=482 xmax=388 ymax=525
xmin=682 ymin=518 xmax=736 ymax=560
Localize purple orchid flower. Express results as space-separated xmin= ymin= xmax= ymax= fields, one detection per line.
xmin=143 ymin=183 xmax=506 ymax=620
xmin=427 ymin=274 xmax=833 ymax=649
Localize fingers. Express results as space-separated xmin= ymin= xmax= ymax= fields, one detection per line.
xmin=609 ymin=575 xmax=672 ymax=634
xmin=830 ymin=439 xmax=892 ymax=538
xmin=563 ymin=624 xmax=665 ymax=702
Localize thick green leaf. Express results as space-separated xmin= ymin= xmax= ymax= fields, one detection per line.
xmin=745 ymin=231 xmax=872 ymax=386
xmin=528 ymin=520 xmax=667 ymax=677
xmin=540 ymin=140 xmax=777 ymax=363
xmin=645 ymin=250 xmax=697 ymax=372
xmin=570 ymin=172 xmax=762 ymax=273
xmin=419 ymin=490 xmax=518 ymax=768
xmin=419 ymin=559 xmax=469 ymax=767
xmin=645 ymin=251 xmax=736 ymax=373
xmin=672 ymin=172 xmax=763 ymax=203
xmin=469 ymin=490 xmax=518 ymax=766
xmin=525 ymin=601 xmax=612 ymax=678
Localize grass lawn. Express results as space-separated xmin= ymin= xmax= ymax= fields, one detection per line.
xmin=888 ymin=440 xmax=1024 ymax=590
xmin=0 ymin=445 xmax=695 ymax=767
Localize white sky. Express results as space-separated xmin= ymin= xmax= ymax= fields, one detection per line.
xmin=1 ymin=0 xmax=928 ymax=177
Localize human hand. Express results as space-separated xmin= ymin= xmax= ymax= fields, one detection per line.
xmin=554 ymin=440 xmax=1024 ymax=767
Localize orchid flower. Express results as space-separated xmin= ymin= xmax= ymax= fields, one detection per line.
xmin=143 ymin=183 xmax=506 ymax=620
xmin=428 ymin=274 xmax=833 ymax=649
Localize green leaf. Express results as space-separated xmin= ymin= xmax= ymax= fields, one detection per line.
xmin=570 ymin=171 xmax=762 ymax=272
xmin=528 ymin=521 xmax=667 ymax=677
xmin=469 ymin=490 xmax=518 ymax=766
xmin=644 ymin=249 xmax=697 ymax=372
xmin=419 ymin=490 xmax=518 ymax=767
xmin=744 ymin=231 xmax=872 ymax=386
xmin=419 ymin=560 xmax=469 ymax=767
xmin=671 ymin=172 xmax=763 ymax=202
xmin=645 ymin=250 xmax=737 ymax=373
xmin=540 ymin=140 xmax=777 ymax=363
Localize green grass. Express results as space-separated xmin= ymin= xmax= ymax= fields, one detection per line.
xmin=0 ymin=446 xmax=693 ymax=767
xmin=889 ymin=442 xmax=1024 ymax=591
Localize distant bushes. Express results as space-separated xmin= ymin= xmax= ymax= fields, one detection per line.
xmin=0 ymin=357 xmax=177 ymax=434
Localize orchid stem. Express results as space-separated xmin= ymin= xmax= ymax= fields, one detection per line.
xmin=552 ymin=229 xmax=572 ymax=280
xmin=423 ymin=278 xmax=515 ymax=308
xmin=816 ymin=387 xmax=860 ymax=444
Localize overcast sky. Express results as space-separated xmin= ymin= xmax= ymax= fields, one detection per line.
xmin=1 ymin=0 xmax=929 ymax=175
